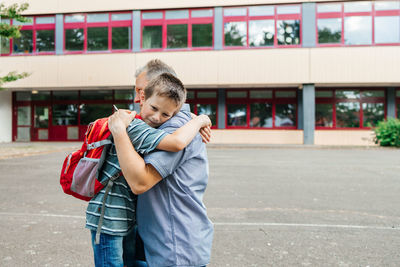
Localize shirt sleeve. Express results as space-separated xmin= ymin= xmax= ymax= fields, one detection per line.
xmin=126 ymin=119 xmax=168 ymax=154
xmin=143 ymin=113 xmax=191 ymax=179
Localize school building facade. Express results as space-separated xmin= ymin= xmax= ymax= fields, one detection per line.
xmin=0 ymin=0 xmax=399 ymax=145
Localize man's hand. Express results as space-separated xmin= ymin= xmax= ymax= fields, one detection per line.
xmin=195 ymin=114 xmax=212 ymax=143
xmin=108 ymin=109 xmax=136 ymax=136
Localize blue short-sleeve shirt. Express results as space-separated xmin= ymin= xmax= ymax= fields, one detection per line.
xmin=137 ymin=107 xmax=214 ymax=267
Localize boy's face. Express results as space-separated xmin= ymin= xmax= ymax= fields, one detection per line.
xmin=140 ymin=94 xmax=179 ymax=128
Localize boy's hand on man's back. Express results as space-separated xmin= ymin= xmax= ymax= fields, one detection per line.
xmin=196 ymin=114 xmax=212 ymax=144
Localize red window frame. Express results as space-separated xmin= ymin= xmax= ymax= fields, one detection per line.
xmin=186 ymin=89 xmax=218 ymax=128
xmin=316 ymin=2 xmax=400 ymax=47
xmin=3 ymin=16 xmax=56 ymax=56
xmin=223 ymin=4 xmax=302 ymax=49
xmin=315 ymin=88 xmax=386 ymax=129
xmin=141 ymin=8 xmax=214 ymax=52
xmin=225 ymin=89 xmax=298 ymax=129
xmin=63 ymin=12 xmax=132 ymax=54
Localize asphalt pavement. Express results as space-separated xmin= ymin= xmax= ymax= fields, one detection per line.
xmin=0 ymin=143 xmax=399 ymax=266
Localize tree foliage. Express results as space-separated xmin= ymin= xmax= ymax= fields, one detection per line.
xmin=0 ymin=3 xmax=30 ymax=90
xmin=374 ymin=118 xmax=400 ymax=147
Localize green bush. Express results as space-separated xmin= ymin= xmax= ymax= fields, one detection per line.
xmin=374 ymin=118 xmax=400 ymax=147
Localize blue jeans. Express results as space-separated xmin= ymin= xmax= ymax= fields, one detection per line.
xmin=91 ymin=228 xmax=145 ymax=267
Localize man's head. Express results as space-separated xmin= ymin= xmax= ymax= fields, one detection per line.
xmin=140 ymin=73 xmax=186 ymax=128
xmin=134 ymin=59 xmax=177 ymax=103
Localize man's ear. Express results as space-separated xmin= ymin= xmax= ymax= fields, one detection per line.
xmin=140 ymin=90 xmax=145 ymax=103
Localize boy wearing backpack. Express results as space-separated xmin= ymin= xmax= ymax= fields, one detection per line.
xmin=85 ymin=72 xmax=210 ymax=267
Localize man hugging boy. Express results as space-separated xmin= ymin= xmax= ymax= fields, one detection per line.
xmin=86 ymin=72 xmax=211 ymax=266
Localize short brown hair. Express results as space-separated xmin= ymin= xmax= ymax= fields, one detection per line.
xmin=144 ymin=73 xmax=186 ymax=109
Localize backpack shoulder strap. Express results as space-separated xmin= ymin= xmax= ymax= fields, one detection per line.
xmin=94 ymin=172 xmax=121 ymax=245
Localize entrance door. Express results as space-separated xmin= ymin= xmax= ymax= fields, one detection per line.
xmin=15 ymin=105 xmax=31 ymax=141
xmin=32 ymin=105 xmax=50 ymax=141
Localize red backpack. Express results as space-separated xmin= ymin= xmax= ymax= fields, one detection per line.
xmin=60 ymin=117 xmax=115 ymax=201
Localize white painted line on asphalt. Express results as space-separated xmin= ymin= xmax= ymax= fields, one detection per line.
xmin=214 ymin=222 xmax=399 ymax=230
xmin=0 ymin=212 xmax=398 ymax=231
xmin=0 ymin=212 xmax=85 ymax=219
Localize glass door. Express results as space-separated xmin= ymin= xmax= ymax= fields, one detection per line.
xmin=32 ymin=105 xmax=50 ymax=141
xmin=16 ymin=105 xmax=31 ymax=141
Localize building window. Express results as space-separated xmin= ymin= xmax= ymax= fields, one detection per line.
xmin=186 ymin=90 xmax=218 ymax=127
xmin=13 ymin=29 xmax=33 ymax=53
xmin=87 ymin=13 xmax=109 ymax=51
xmin=141 ymin=9 xmax=214 ymax=51
xmin=396 ymin=89 xmax=400 ymax=118
xmin=64 ymin=12 xmax=132 ymax=53
xmin=223 ymin=4 xmax=301 ymax=49
xmin=316 ymin=89 xmax=385 ymax=129
xmin=316 ymin=3 xmax=342 ymax=45
xmin=317 ymin=1 xmax=400 ymax=46
xmin=226 ymin=89 xmax=297 ymax=128
xmin=13 ymin=90 xmax=134 ymax=141
xmin=52 ymin=104 xmax=79 ymax=126
xmin=6 ymin=16 xmax=55 ymax=55
xmin=80 ymin=104 xmax=113 ymax=125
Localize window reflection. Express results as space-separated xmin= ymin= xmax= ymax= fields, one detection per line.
xmin=80 ymin=104 xmax=112 ymax=125
xmin=317 ymin=3 xmax=342 ymax=13
xmin=224 ymin=22 xmax=247 ymax=46
xmin=336 ymin=102 xmax=360 ymax=128
xmin=192 ymin=24 xmax=213 ymax=47
xmin=375 ymin=1 xmax=400 ymax=10
xmin=197 ymin=104 xmax=217 ymax=126
xmin=249 ymin=20 xmax=274 ymax=47
xmin=87 ymin=13 xmax=109 ymax=23
xmin=65 ymin=14 xmax=85 ymax=23
xmin=375 ymin=16 xmax=400 ymax=44
xmin=81 ymin=90 xmax=112 ymax=100
xmin=276 ymin=91 xmax=296 ymax=98
xmin=316 ymin=104 xmax=333 ymax=127
xmin=344 ymin=16 xmax=372 ymax=45
xmin=167 ymin=24 xmax=188 ymax=48
xmin=275 ymin=104 xmax=296 ymax=127
xmin=318 ymin=18 xmax=342 ymax=44
xmin=336 ymin=90 xmax=360 ymax=99
xmin=397 ymin=104 xmax=400 ymax=119
xmin=142 ymin=26 xmax=162 ymax=49
xmin=52 ymin=104 xmax=78 ymax=125
xmin=112 ymin=27 xmax=131 ymax=49
xmin=344 ymin=1 xmax=372 ymax=12
xmin=65 ymin=28 xmax=84 ymax=51
xmin=17 ymin=106 xmax=31 ymax=126
xmin=1 ymin=36 xmax=10 ymax=54
xmin=166 ymin=10 xmax=189 ymax=20
xmin=87 ymin=27 xmax=108 ymax=51
xmin=362 ymin=91 xmax=385 ymax=97
xmin=249 ymin=6 xmax=274 ymax=16
xmin=36 ymin=30 xmax=55 ymax=52
xmin=362 ymin=103 xmax=384 ymax=127
xmin=277 ymin=20 xmax=300 ymax=45
xmin=34 ymin=106 xmax=49 ymax=128
xmin=224 ymin=8 xmax=247 ymax=17
xmin=115 ymin=90 xmax=133 ymax=100
xmin=53 ymin=91 xmax=78 ymax=100
xmin=13 ymin=30 xmax=33 ymax=53
xmin=316 ymin=90 xmax=333 ymax=98
xmin=250 ymin=103 xmax=272 ymax=127
xmin=227 ymin=104 xmax=247 ymax=126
